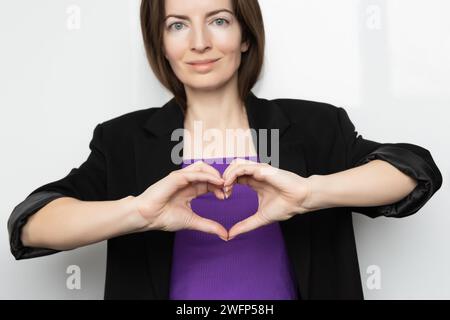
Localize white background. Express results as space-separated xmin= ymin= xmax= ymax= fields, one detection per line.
xmin=0 ymin=0 xmax=449 ymax=299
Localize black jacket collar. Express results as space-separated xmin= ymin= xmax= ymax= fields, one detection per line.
xmin=142 ymin=91 xmax=291 ymax=140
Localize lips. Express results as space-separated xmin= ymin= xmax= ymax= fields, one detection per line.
xmin=187 ymin=58 xmax=220 ymax=65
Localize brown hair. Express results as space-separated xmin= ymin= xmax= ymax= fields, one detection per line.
xmin=140 ymin=0 xmax=265 ymax=114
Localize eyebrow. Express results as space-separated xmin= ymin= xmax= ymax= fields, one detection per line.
xmin=164 ymin=9 xmax=234 ymax=22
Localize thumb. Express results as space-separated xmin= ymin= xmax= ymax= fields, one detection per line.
xmin=186 ymin=212 xmax=229 ymax=241
xmin=228 ymin=211 xmax=270 ymax=240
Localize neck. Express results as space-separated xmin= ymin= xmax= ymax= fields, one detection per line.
xmin=184 ymin=82 xmax=248 ymax=132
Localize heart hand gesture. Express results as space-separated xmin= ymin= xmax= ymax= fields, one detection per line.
xmin=222 ymin=159 xmax=312 ymax=240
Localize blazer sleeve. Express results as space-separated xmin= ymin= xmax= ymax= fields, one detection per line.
xmin=336 ymin=107 xmax=443 ymax=219
xmin=7 ymin=123 xmax=108 ymax=260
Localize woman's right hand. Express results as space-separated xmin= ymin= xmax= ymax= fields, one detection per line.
xmin=132 ymin=161 xmax=229 ymax=241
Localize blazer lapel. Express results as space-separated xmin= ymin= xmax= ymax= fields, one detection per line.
xmin=135 ymin=91 xmax=311 ymax=300
xmin=134 ymin=97 xmax=182 ymax=300
xmin=245 ymin=92 xmax=312 ymax=300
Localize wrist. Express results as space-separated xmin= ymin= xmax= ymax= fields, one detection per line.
xmin=118 ymin=195 xmax=149 ymax=233
xmin=303 ymin=175 xmax=329 ymax=212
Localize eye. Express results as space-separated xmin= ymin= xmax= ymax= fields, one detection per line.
xmin=213 ymin=18 xmax=230 ymax=26
xmin=168 ymin=22 xmax=185 ymax=31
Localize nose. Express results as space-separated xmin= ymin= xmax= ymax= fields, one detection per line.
xmin=190 ymin=23 xmax=212 ymax=52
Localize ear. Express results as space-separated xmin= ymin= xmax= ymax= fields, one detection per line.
xmin=241 ymin=40 xmax=250 ymax=53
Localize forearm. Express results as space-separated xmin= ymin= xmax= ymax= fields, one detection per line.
xmin=21 ymin=196 xmax=146 ymax=251
xmin=305 ymin=160 xmax=419 ymax=211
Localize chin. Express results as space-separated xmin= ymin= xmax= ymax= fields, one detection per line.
xmin=186 ymin=78 xmax=229 ymax=91
xmin=188 ymin=84 xmax=223 ymax=92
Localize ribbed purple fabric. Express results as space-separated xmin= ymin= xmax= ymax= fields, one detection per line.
xmin=169 ymin=156 xmax=298 ymax=300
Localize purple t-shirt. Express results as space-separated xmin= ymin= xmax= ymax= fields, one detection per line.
xmin=169 ymin=156 xmax=299 ymax=300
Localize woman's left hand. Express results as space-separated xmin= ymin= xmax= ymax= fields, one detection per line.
xmin=222 ymin=159 xmax=313 ymax=240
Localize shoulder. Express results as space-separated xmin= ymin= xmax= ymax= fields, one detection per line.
xmin=101 ymin=106 xmax=160 ymax=133
xmin=91 ymin=106 xmax=161 ymax=146
xmin=270 ymin=97 xmax=343 ymax=130
xmin=102 ymin=107 xmax=159 ymax=131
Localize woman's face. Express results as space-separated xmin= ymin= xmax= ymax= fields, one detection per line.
xmin=163 ymin=0 xmax=249 ymax=91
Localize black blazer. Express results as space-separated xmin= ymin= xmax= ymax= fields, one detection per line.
xmin=8 ymin=91 xmax=443 ymax=299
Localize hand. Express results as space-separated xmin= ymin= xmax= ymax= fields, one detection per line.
xmin=133 ymin=161 xmax=229 ymax=241
xmin=222 ymin=159 xmax=312 ymax=240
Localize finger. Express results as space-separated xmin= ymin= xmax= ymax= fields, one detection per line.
xmin=183 ymin=160 xmax=223 ymax=179
xmin=222 ymin=158 xmax=257 ymax=181
xmin=235 ymin=175 xmax=265 ymax=189
xmin=189 ymin=181 xmax=225 ymax=200
xmin=225 ymin=162 xmax=278 ymax=188
xmin=224 ymin=164 xmax=264 ymax=187
xmin=165 ymin=171 xmax=224 ymax=201
xmin=186 ymin=213 xmax=229 ymax=241
xmin=223 ymin=175 xmax=265 ymax=199
xmin=172 ymin=171 xmax=224 ymax=190
xmin=228 ymin=211 xmax=272 ymax=240
xmin=223 ymin=164 xmax=253 ymax=187
xmin=209 ymin=184 xmax=226 ymax=200
xmin=183 ymin=161 xmax=226 ymax=199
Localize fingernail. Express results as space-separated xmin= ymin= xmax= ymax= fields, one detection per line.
xmin=219 ymin=235 xmax=228 ymax=241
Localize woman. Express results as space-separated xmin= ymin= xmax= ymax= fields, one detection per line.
xmin=7 ymin=0 xmax=443 ymax=300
